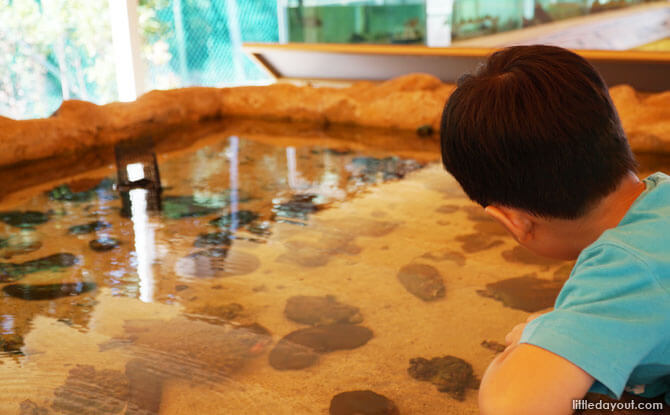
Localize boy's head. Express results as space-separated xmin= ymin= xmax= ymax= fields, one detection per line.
xmin=441 ymin=45 xmax=635 ymax=219
xmin=441 ymin=45 xmax=638 ymax=258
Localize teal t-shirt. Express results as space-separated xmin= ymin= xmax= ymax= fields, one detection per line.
xmin=520 ymin=172 xmax=670 ymax=404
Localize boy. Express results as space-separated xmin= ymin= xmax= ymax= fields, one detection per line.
xmin=440 ymin=45 xmax=670 ymax=415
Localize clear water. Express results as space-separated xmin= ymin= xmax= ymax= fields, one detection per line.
xmin=0 ymin=125 xmax=666 ymax=414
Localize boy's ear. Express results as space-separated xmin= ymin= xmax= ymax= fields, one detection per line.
xmin=484 ymin=205 xmax=534 ymax=243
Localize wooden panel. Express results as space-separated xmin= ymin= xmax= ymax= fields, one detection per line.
xmin=243 ymin=43 xmax=670 ymax=91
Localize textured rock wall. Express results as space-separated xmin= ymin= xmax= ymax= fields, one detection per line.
xmin=0 ymin=74 xmax=669 ymax=168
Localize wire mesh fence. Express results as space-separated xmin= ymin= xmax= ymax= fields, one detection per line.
xmin=0 ymin=0 xmax=278 ymax=120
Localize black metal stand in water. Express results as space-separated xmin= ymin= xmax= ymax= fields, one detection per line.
xmin=114 ymin=137 xmax=163 ymax=217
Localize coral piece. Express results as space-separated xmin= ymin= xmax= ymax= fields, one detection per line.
xmin=408 ymin=356 xmax=479 ymax=401
xmin=397 ymin=263 xmax=445 ymax=301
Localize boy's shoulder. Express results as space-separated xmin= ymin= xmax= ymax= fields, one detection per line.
xmin=520 ymin=173 xmax=670 ymax=401
xmin=577 ymin=171 xmax=670 ymax=291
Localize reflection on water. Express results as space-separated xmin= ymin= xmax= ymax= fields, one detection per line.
xmin=0 ymin=132 xmax=667 ymax=414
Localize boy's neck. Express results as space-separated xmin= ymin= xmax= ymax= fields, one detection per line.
xmin=544 ymin=172 xmax=646 ymax=258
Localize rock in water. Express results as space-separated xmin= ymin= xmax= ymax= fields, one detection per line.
xmin=89 ymin=238 xmax=121 ymax=252
xmin=0 ymin=334 xmax=24 ymax=355
xmin=0 ymin=253 xmax=79 ymax=282
xmin=397 ymin=263 xmax=445 ymax=301
xmin=162 ymin=195 xmax=222 ymax=219
xmin=3 ymin=282 xmax=97 ymax=300
xmin=416 ymin=124 xmax=434 ymax=137
xmin=68 ymin=221 xmax=111 ymax=235
xmin=210 ymin=210 xmax=259 ymax=228
xmin=330 ymin=390 xmax=400 ymax=415
xmin=348 ymin=156 xmax=424 ymax=184
xmin=0 ymin=211 xmax=49 ymax=229
xmin=455 ymin=233 xmax=504 ymax=253
xmin=268 ymin=338 xmax=320 ymax=371
xmin=268 ymin=324 xmax=373 ymax=371
xmin=193 ymin=232 xmax=233 ymax=248
xmin=501 ymin=246 xmax=562 ymax=267
xmin=476 ymin=274 xmax=562 ymax=312
xmin=408 ymin=356 xmax=479 ymax=401
xmin=272 ymin=194 xmax=324 ymax=222
xmin=284 ymin=295 xmax=363 ymax=326
xmin=283 ymin=324 xmax=373 ymax=353
xmin=47 ymin=178 xmax=114 ymax=203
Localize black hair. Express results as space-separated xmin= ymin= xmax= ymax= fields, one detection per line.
xmin=440 ymin=45 xmax=637 ymax=219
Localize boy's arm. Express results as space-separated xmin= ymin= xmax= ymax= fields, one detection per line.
xmin=479 ymin=343 xmax=594 ymax=415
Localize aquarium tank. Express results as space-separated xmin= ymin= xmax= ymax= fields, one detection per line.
xmin=280 ymin=0 xmax=665 ymax=44
xmin=284 ymin=0 xmax=427 ymax=44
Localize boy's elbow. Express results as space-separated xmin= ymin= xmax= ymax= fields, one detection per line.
xmin=479 ymin=384 xmax=517 ymax=415
xmin=479 ymin=383 xmax=575 ymax=415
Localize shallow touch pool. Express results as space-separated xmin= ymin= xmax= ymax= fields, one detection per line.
xmin=0 ymin=127 xmax=666 ymax=415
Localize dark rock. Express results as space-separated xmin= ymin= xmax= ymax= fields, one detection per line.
xmin=268 ymin=338 xmax=320 ymax=370
xmin=397 ymin=263 xmax=445 ymax=301
xmin=330 ymin=390 xmax=400 ymax=415
xmin=455 ymin=233 xmax=504 ymax=253
xmin=416 ymin=124 xmax=434 ymax=137
xmin=348 ymin=156 xmax=424 ymax=184
xmin=0 ymin=253 xmax=79 ymax=282
xmin=408 ymin=356 xmax=478 ymax=401
xmin=473 ymin=221 xmax=509 ymax=236
xmin=68 ymin=221 xmax=111 ymax=235
xmin=47 ymin=178 xmax=114 ymax=203
xmin=461 ymin=205 xmax=494 ymax=222
xmin=0 ymin=211 xmax=49 ymax=229
xmin=194 ymin=232 xmax=232 ymax=248
xmin=247 ymin=221 xmax=272 ymax=237
xmin=501 ymin=246 xmax=562 ymax=267
xmin=210 ymin=210 xmax=259 ymax=228
xmin=177 ymin=248 xmax=260 ymax=278
xmin=52 ymin=365 xmax=129 ymax=415
xmin=3 ymin=282 xmax=97 ymax=300
xmin=272 ymin=194 xmax=324 ymax=222
xmin=49 ymin=185 xmax=95 ymax=203
xmin=269 ymin=323 xmax=373 ymax=371
xmin=323 ymin=148 xmax=353 ymax=156
xmin=420 ymin=250 xmax=465 ymax=267
xmin=481 ymin=340 xmax=506 ymax=353
xmin=0 ymin=334 xmax=24 ymax=355
xmin=285 ymin=295 xmax=363 ymax=326
xmin=162 ymin=195 xmax=222 ymax=219
xmin=89 ymin=237 xmax=121 ymax=252
xmin=477 ymin=274 xmax=562 ymax=312
xmin=282 ymin=324 xmax=373 ymax=353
